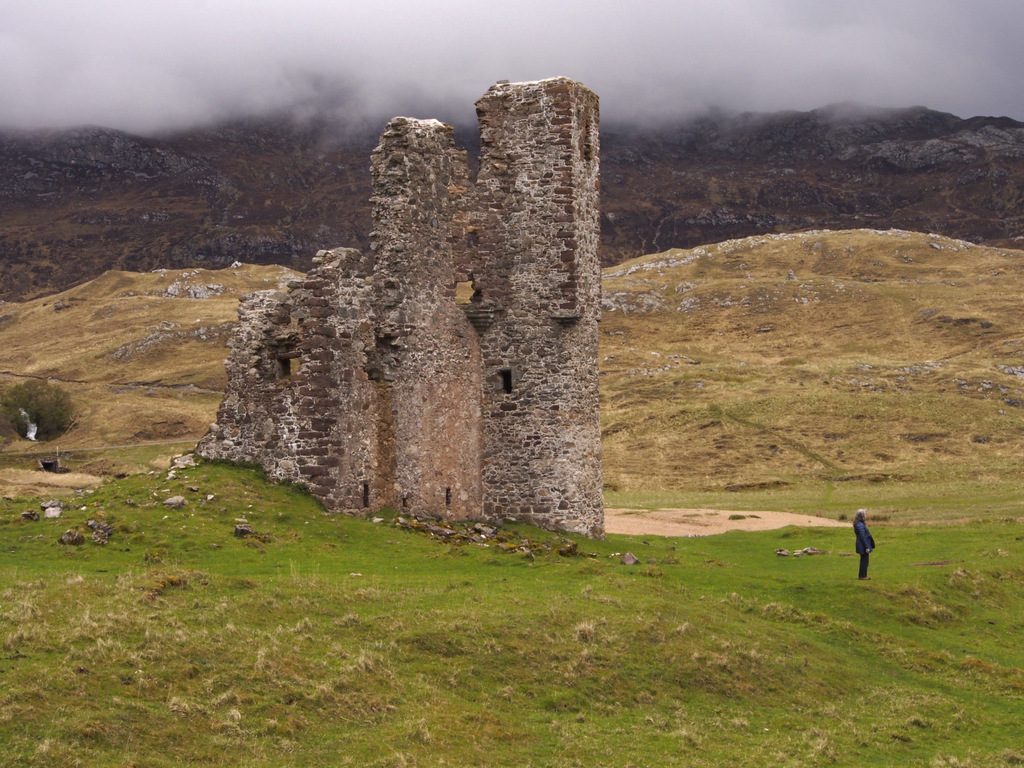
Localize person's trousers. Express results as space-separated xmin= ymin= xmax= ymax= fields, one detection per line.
xmin=859 ymin=553 xmax=869 ymax=579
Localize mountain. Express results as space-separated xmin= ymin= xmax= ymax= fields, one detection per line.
xmin=4 ymin=105 xmax=1024 ymax=301
xmin=0 ymin=119 xmax=375 ymax=302
xmin=600 ymin=105 xmax=1024 ymax=260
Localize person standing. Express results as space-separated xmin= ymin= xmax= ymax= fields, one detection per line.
xmin=853 ymin=508 xmax=875 ymax=580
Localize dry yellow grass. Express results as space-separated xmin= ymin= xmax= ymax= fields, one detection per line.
xmin=0 ymin=468 xmax=104 ymax=498
xmin=4 ymin=229 xmax=1024 ymax=507
xmin=0 ymin=263 xmax=300 ymax=472
xmin=600 ymin=229 xmax=1024 ymax=494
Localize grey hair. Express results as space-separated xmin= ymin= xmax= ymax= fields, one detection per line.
xmin=853 ymin=509 xmax=866 ymax=523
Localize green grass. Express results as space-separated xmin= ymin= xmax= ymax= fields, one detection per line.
xmin=606 ymin=476 xmax=1024 ymax=523
xmin=2 ymin=462 xmax=1023 ymax=767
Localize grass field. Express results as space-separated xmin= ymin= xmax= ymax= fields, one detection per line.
xmin=3 ymin=230 xmax=1024 ymax=765
xmin=2 ymin=462 xmax=1023 ymax=767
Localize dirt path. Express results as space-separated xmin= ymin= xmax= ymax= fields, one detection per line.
xmin=605 ymin=507 xmax=847 ymax=537
xmin=0 ymin=468 xmax=105 ymax=499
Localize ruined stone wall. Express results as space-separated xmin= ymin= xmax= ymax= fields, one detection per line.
xmin=470 ymin=79 xmax=604 ymax=537
xmin=197 ymin=288 xmax=304 ymax=480
xmin=199 ymin=248 xmax=383 ymax=512
xmin=369 ymin=118 xmax=483 ymax=518
xmin=199 ymin=78 xmax=604 ymax=537
xmin=287 ymin=248 xmax=382 ymax=512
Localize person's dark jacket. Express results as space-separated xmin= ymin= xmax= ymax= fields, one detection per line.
xmin=854 ymin=520 xmax=874 ymax=555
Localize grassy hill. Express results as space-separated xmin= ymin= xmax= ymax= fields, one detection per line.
xmin=1 ymin=461 xmax=1022 ymax=767
xmin=2 ymin=228 xmax=1024 ymax=521
xmin=600 ymin=229 xmax=1024 ymax=520
xmin=0 ymin=264 xmax=299 ymax=483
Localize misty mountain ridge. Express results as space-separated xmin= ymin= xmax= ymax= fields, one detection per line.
xmin=5 ymin=102 xmax=1024 ymax=301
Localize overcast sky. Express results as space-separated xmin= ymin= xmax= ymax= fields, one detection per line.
xmin=3 ymin=0 xmax=1024 ymax=134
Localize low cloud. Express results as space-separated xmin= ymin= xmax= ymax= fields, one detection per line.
xmin=3 ymin=0 xmax=1024 ymax=134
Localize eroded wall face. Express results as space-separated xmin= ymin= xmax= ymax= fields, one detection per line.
xmin=196 ymin=288 xmax=305 ymax=479
xmin=200 ymin=78 xmax=603 ymax=536
xmin=198 ymin=248 xmax=383 ymax=513
xmin=471 ymin=79 xmax=604 ymax=537
xmin=369 ymin=118 xmax=483 ymax=519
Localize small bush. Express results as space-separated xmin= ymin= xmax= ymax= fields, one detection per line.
xmin=0 ymin=380 xmax=76 ymax=441
xmin=0 ymin=412 xmax=18 ymax=444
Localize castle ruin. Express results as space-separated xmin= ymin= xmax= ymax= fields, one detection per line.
xmin=197 ymin=78 xmax=603 ymax=537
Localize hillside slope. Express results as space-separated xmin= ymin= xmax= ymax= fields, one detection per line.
xmin=0 ymin=264 xmax=299 ymax=468
xmin=3 ymin=230 xmax=1024 ymax=514
xmin=601 ymin=229 xmax=1024 ymax=504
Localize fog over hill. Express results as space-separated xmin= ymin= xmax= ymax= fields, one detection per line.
xmin=5 ymin=1 xmax=1024 ymax=132
xmin=4 ymin=104 xmax=1024 ymax=301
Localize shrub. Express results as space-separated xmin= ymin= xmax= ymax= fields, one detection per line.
xmin=0 ymin=380 xmax=76 ymax=441
xmin=0 ymin=412 xmax=17 ymax=445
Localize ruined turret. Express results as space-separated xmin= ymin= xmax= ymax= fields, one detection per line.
xmin=198 ymin=78 xmax=604 ymax=537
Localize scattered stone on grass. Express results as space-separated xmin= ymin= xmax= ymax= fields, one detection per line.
xmin=621 ymin=552 xmax=639 ymax=565
xmin=777 ymin=547 xmax=826 ymax=557
xmin=87 ymin=519 xmax=114 ymax=545
xmin=234 ymin=524 xmax=254 ymax=538
xmin=558 ymin=541 xmax=579 ymax=557
xmin=21 ymin=509 xmax=40 ymax=521
xmin=392 ymin=514 xmax=589 ymax=558
xmin=171 ymin=454 xmax=197 ymax=469
xmin=59 ymin=529 xmax=85 ymax=546
xmin=41 ymin=499 xmax=63 ymax=518
xmin=163 ymin=496 xmax=187 ymax=509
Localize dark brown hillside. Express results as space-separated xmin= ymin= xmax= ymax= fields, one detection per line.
xmin=600 ymin=105 xmax=1024 ymax=261
xmin=0 ymin=119 xmax=377 ymax=301
xmin=5 ymin=104 xmax=1024 ymax=301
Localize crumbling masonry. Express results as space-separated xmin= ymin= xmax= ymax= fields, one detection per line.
xmin=198 ymin=78 xmax=603 ymax=536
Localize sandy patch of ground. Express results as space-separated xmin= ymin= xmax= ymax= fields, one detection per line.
xmin=0 ymin=469 xmax=104 ymax=500
xmin=605 ymin=507 xmax=848 ymax=537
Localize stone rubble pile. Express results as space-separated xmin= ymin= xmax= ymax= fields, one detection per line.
xmin=392 ymin=515 xmax=587 ymax=558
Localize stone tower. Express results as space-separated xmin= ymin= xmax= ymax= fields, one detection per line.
xmin=198 ymin=77 xmax=604 ymax=537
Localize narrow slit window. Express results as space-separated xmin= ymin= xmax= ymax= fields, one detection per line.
xmin=499 ymin=369 xmax=513 ymax=394
xmin=445 ymin=487 xmax=452 ymax=507
xmin=277 ymin=356 xmax=292 ymax=379
xmin=362 ymin=483 xmax=370 ymax=508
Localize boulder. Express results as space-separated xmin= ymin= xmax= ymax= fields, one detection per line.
xmin=87 ymin=519 xmax=114 ymax=545
xmin=163 ymin=496 xmax=187 ymax=509
xmin=41 ymin=499 xmax=63 ymax=518
xmin=59 ymin=530 xmax=85 ymax=546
